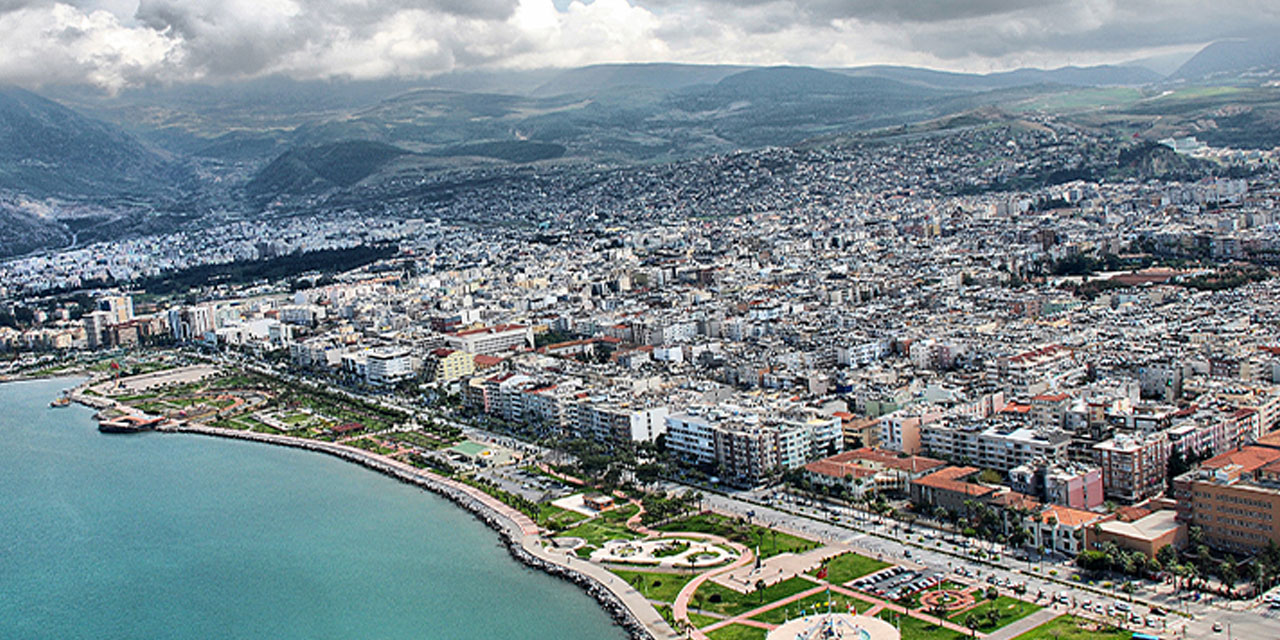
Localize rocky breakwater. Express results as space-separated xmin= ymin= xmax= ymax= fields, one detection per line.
xmin=168 ymin=424 xmax=668 ymax=640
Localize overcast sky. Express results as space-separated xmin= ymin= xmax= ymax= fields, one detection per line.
xmin=0 ymin=0 xmax=1276 ymax=91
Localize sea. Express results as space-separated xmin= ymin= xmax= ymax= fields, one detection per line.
xmin=0 ymin=378 xmax=627 ymax=640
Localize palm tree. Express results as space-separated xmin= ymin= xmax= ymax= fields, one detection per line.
xmin=1252 ymin=560 xmax=1268 ymax=596
xmin=1220 ymin=558 xmax=1237 ymax=593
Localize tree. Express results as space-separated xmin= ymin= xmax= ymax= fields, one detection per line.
xmin=1156 ymin=544 xmax=1178 ymax=569
xmin=755 ymin=579 xmax=767 ymax=604
xmin=1189 ymin=525 xmax=1205 ymax=548
xmin=1220 ymin=558 xmax=1237 ymax=591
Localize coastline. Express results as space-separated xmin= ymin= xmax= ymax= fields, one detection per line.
xmin=165 ymin=423 xmax=678 ymax=640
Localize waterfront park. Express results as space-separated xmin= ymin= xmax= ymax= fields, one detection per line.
xmin=76 ymin=360 xmax=1132 ymax=640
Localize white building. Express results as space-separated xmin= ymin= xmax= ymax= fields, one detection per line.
xmin=366 ymin=347 xmax=415 ymax=387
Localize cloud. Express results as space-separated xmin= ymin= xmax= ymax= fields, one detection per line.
xmin=0 ymin=0 xmax=1278 ymax=91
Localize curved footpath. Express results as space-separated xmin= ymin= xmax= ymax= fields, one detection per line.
xmin=168 ymin=424 xmax=681 ymax=640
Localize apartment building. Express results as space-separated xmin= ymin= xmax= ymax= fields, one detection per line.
xmin=1094 ymin=432 xmax=1171 ymax=502
xmin=920 ymin=417 xmax=1071 ymax=473
xmin=1172 ymin=446 xmax=1280 ymax=552
xmin=366 ymin=347 xmax=415 ymax=387
xmin=445 ymin=324 xmax=533 ymax=355
xmin=987 ymin=344 xmax=1087 ymax=398
xmin=423 ymin=348 xmax=475 ymax=383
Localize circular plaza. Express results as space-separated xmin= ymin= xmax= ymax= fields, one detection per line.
xmin=767 ymin=614 xmax=899 ymax=640
xmin=590 ymin=537 xmax=736 ymax=568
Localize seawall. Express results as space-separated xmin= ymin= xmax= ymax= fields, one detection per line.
xmin=167 ymin=425 xmax=666 ymax=640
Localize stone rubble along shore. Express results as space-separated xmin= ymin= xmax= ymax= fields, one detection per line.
xmin=168 ymin=424 xmax=663 ymax=640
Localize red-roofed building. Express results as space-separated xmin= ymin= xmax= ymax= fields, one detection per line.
xmin=804 ymin=448 xmax=944 ymax=497
xmin=1172 ymin=445 xmax=1280 ymax=552
xmin=909 ymin=466 xmax=999 ymax=513
xmin=1027 ymin=504 xmax=1104 ymax=556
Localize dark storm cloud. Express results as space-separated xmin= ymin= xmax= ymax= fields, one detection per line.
xmin=3 ymin=0 xmax=1280 ymax=91
xmin=639 ymin=0 xmax=1069 ymax=25
xmin=130 ymin=0 xmax=523 ymax=78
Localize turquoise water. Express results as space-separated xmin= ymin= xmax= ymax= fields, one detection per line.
xmin=0 ymin=378 xmax=626 ymax=640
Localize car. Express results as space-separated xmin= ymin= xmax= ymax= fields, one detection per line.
xmin=1213 ymin=622 xmax=1223 ymax=632
xmin=1269 ymin=600 xmax=1280 ymax=609
xmin=1146 ymin=616 xmax=1158 ymax=627
xmin=1055 ymin=593 xmax=1070 ymax=604
xmin=1094 ymin=603 xmax=1106 ymax=614
xmin=1114 ymin=602 xmax=1131 ymax=612
xmin=1129 ymin=612 xmax=1143 ymax=624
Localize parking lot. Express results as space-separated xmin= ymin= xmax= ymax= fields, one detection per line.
xmin=852 ymin=565 xmax=944 ymax=601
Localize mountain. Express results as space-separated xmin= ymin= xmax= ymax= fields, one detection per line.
xmin=531 ymin=63 xmax=750 ymax=97
xmin=833 ymin=64 xmax=1161 ymax=91
xmin=0 ymin=86 xmax=188 ymax=199
xmin=0 ymin=201 xmax=71 ymax=258
xmin=245 ymin=140 xmax=414 ymax=202
xmin=1171 ymin=38 xmax=1280 ymax=80
xmin=991 ymin=65 xmax=1163 ymax=87
xmin=1122 ymin=51 xmax=1198 ymax=77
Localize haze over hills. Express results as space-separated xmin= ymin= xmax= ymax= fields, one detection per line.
xmin=2 ymin=37 xmax=1280 ymax=258
xmin=1171 ymin=37 xmax=1280 ymax=80
xmin=0 ymin=86 xmax=188 ymax=199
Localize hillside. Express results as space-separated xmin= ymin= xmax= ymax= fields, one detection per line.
xmin=0 ymin=86 xmax=188 ymax=198
xmin=1172 ymin=38 xmax=1280 ymax=80
xmin=246 ymin=141 xmax=413 ymax=202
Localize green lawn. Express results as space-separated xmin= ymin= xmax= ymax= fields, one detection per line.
xmin=599 ymin=503 xmax=640 ymax=525
xmin=693 ymin=576 xmax=815 ymax=617
xmin=347 ymin=438 xmax=395 ymax=455
xmin=750 ymin=589 xmax=870 ymax=624
xmin=386 ymin=430 xmax=455 ymax=450
xmin=556 ymin=520 xmax=639 ymax=547
xmin=1010 ymin=615 xmax=1131 ymax=640
xmin=876 ymin=610 xmax=966 ymax=640
xmin=610 ymin=570 xmax=696 ymax=603
xmin=538 ymin=504 xmax=589 ymax=529
xmin=705 ymin=623 xmax=767 ymax=640
xmin=656 ymin=513 xmax=815 ymax=558
xmin=950 ymin=596 xmax=1041 ymax=632
xmin=809 ymin=552 xmax=891 ymax=585
xmin=690 ymin=611 xmax=720 ymax=628
xmin=654 ymin=540 xmax=691 ymax=558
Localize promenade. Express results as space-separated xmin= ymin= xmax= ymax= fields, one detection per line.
xmin=169 ymin=424 xmax=681 ymax=640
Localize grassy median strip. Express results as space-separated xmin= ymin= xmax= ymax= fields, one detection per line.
xmin=1010 ymin=615 xmax=1131 ymax=640
xmin=950 ymin=595 xmax=1041 ymax=632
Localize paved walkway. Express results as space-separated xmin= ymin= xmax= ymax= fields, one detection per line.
xmin=673 ymin=542 xmax=756 ymax=640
